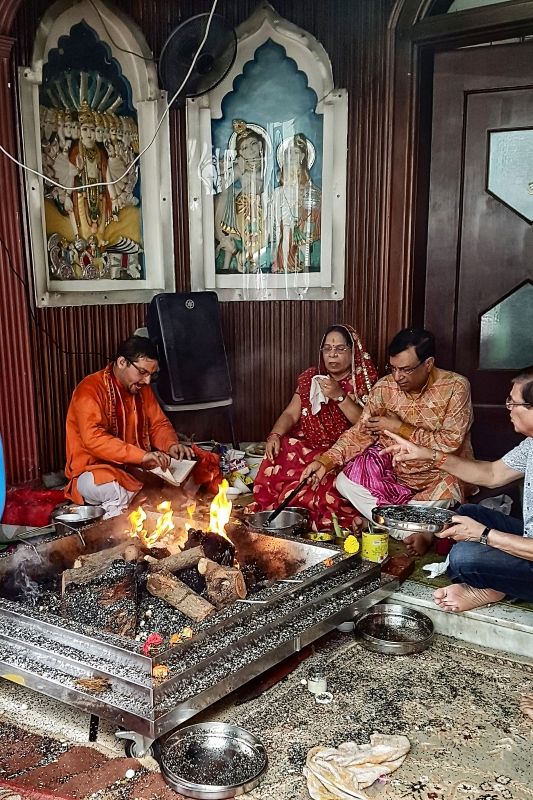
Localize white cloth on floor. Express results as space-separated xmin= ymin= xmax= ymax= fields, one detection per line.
xmin=77 ymin=471 xmax=136 ymax=519
xmin=304 ymin=733 xmax=411 ymax=800
xmin=423 ymin=555 xmax=450 ymax=578
xmin=310 ymin=374 xmax=329 ymax=415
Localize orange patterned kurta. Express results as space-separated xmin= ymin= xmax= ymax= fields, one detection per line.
xmin=65 ymin=368 xmax=179 ymax=504
xmin=321 ymin=368 xmax=474 ymax=503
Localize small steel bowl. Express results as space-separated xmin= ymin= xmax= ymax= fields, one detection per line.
xmin=52 ymin=504 xmax=104 ymax=531
xmin=354 ymin=602 xmax=434 ymax=655
xmin=372 ymin=504 xmax=454 ymax=534
xmin=245 ymin=509 xmax=305 ymax=536
xmin=160 ymin=722 xmax=268 ymax=799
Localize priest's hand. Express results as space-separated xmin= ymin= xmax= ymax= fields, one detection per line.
xmin=142 ymin=450 xmax=171 ymax=470
xmin=169 ymin=443 xmax=195 ymax=461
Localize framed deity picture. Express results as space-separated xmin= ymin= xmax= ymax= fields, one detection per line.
xmin=187 ymin=5 xmax=348 ymax=301
xmin=19 ymin=0 xmax=174 ymax=307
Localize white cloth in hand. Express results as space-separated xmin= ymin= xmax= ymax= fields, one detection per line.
xmin=310 ymin=374 xmax=329 ymax=415
xmin=304 ymin=733 xmax=411 ymax=800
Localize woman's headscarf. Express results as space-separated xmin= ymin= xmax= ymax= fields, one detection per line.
xmin=318 ymin=324 xmax=378 ymax=406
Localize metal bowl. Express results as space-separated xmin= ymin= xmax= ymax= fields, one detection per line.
xmin=160 ymin=722 xmax=268 ymax=799
xmin=245 ymin=509 xmax=305 ymax=535
xmin=52 ymin=504 xmax=105 ymax=531
xmin=372 ymin=504 xmax=454 ymax=534
xmin=354 ymin=602 xmax=434 ymax=655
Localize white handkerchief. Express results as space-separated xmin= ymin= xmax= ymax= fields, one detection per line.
xmin=422 ymin=555 xmax=450 ymax=579
xmin=310 ymin=374 xmax=329 ymax=415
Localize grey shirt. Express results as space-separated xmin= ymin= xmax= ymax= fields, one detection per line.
xmin=501 ymin=438 xmax=533 ymax=537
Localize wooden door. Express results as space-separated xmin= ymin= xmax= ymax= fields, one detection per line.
xmin=426 ymin=44 xmax=533 ymax=460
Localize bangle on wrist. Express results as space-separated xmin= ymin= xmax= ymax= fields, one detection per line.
xmin=267 ymin=432 xmax=281 ymax=440
xmin=435 ymin=452 xmax=448 ymax=467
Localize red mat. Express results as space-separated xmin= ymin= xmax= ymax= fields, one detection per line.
xmin=2 ymin=488 xmax=65 ymax=527
xmin=0 ymin=779 xmax=73 ymax=800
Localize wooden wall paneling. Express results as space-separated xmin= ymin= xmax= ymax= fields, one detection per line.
xmin=5 ymin=0 xmax=397 ymax=477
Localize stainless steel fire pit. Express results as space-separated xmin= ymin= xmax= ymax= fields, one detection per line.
xmin=0 ymin=516 xmax=396 ymax=755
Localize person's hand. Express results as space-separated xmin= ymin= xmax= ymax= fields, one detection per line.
xmin=169 ymin=443 xmax=195 ymax=461
xmin=381 ymin=430 xmax=433 ymax=464
xmin=364 ymin=411 xmax=402 ymax=436
xmin=142 ymin=450 xmax=171 ymax=470
xmin=436 ymin=513 xmax=485 ymax=542
xmin=317 ymin=376 xmax=343 ymax=400
xmin=301 ymin=460 xmax=327 ymax=488
xmin=265 ymin=434 xmax=281 ymax=462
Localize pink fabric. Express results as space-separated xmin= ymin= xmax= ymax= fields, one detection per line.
xmin=343 ymin=442 xmax=414 ymax=506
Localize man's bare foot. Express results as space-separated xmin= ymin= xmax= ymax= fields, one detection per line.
xmin=404 ymin=531 xmax=433 ymax=556
xmin=433 ymin=583 xmax=504 ymax=612
xmin=520 ymin=694 xmax=533 ymax=723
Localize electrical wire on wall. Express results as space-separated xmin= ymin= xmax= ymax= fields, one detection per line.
xmin=0 ymin=0 xmax=219 ymax=361
xmin=0 ymin=0 xmax=219 ymax=195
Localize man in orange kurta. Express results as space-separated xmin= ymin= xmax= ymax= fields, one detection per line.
xmin=302 ymin=328 xmax=474 ymax=555
xmin=65 ymin=336 xmax=195 ymax=517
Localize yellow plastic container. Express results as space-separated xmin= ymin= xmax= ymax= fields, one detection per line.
xmin=361 ymin=528 xmax=389 ymax=563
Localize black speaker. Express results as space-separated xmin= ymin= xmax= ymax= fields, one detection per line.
xmin=147 ymin=292 xmax=232 ymax=405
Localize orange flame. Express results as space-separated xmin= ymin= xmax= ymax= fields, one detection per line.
xmin=129 ymin=501 xmax=174 ymax=548
xmin=208 ymin=479 xmax=232 ymax=539
xmin=185 ymin=501 xmax=196 ymax=532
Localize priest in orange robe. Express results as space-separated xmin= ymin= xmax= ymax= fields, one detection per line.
xmin=65 ymin=336 xmax=219 ymax=517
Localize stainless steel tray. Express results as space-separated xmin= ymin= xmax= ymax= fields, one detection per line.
xmin=372 ymin=504 xmax=454 ymax=533
xmin=355 ymin=602 xmax=434 ymax=655
xmin=160 ymin=722 xmax=268 ymax=799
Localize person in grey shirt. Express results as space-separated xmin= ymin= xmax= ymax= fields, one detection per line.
xmin=384 ymin=364 xmax=533 ymax=611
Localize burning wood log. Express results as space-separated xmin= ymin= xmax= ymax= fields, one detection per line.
xmin=145 ymin=546 xmax=205 ymax=574
xmin=146 ymin=572 xmax=215 ymax=622
xmin=185 ymin=529 xmax=235 ymax=566
xmin=197 ymin=557 xmax=247 ymax=609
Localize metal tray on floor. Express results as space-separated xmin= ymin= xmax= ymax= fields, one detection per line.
xmin=354 ymin=602 xmax=434 ymax=655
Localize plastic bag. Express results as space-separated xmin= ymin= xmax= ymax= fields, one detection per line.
xmin=478 ymin=494 xmax=512 ymax=515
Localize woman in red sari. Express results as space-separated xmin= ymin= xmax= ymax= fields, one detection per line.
xmin=251 ymin=325 xmax=378 ymax=530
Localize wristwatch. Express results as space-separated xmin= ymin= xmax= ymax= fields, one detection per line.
xmin=479 ymin=527 xmax=491 ymax=545
xmin=335 ymin=394 xmax=346 ymax=404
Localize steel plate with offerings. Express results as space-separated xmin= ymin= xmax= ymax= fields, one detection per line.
xmin=372 ymin=504 xmax=454 ymax=534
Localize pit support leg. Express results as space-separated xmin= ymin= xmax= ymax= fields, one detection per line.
xmin=89 ymin=714 xmax=99 ymax=742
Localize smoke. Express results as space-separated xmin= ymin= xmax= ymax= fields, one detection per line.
xmin=1 ymin=544 xmax=48 ymax=604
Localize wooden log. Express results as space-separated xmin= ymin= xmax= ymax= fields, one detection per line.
xmin=197 ymin=557 xmax=247 ymax=609
xmin=64 ymin=543 xmax=141 ymax=594
xmin=146 ymin=546 xmax=205 ymax=574
xmin=146 ymin=572 xmax=215 ymax=621
xmin=73 ymin=541 xmax=141 ymax=570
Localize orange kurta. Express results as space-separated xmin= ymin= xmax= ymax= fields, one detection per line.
xmin=321 ymin=368 xmax=474 ymax=503
xmin=65 ymin=368 xmax=179 ymax=504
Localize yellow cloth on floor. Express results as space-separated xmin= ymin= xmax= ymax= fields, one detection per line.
xmin=304 ymin=733 xmax=411 ymax=800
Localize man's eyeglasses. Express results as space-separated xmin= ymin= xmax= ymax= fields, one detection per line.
xmin=386 ymin=360 xmax=424 ymax=376
xmin=128 ymin=360 xmax=159 ymax=382
xmin=505 ymin=396 xmax=532 ymax=409
xmin=321 ymin=345 xmax=350 ymax=355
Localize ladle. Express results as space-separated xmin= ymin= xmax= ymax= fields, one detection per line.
xmin=266 ymin=478 xmax=308 ymax=527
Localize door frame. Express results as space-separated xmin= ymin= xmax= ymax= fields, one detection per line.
xmin=388 ymin=0 xmax=533 ymax=349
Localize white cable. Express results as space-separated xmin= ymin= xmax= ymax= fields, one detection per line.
xmin=0 ymin=0 xmax=219 ymax=193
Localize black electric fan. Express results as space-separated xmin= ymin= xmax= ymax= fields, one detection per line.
xmin=159 ymin=13 xmax=237 ymax=106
